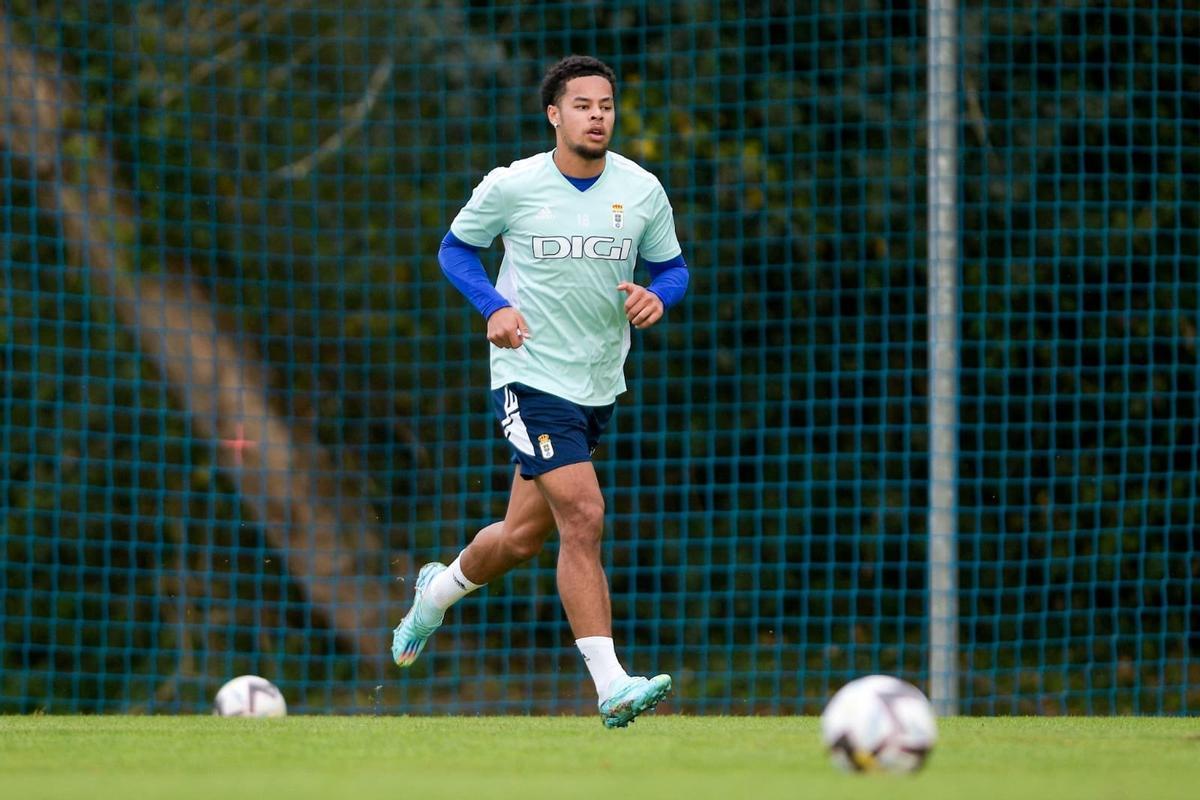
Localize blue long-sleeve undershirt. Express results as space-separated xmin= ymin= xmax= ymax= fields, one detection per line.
xmin=438 ymin=232 xmax=511 ymax=320
xmin=644 ymin=254 xmax=689 ymax=309
xmin=438 ymin=231 xmax=690 ymax=317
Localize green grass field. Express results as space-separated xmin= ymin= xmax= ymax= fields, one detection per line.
xmin=1 ymin=716 xmax=1196 ymax=800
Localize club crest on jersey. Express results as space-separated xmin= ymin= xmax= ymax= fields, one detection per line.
xmin=611 ymin=203 xmax=624 ymax=229
xmin=538 ymin=433 xmax=555 ymax=459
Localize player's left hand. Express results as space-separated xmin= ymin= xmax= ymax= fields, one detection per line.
xmin=617 ymin=282 xmax=664 ymax=329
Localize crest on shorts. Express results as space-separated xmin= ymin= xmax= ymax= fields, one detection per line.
xmin=611 ymin=203 xmax=624 ymax=229
xmin=538 ymin=433 xmax=555 ymax=460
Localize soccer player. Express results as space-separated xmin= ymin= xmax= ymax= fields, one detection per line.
xmin=391 ymin=55 xmax=689 ymax=729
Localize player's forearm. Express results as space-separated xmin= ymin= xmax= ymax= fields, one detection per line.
xmin=645 ymin=254 xmax=689 ymax=309
xmin=439 ymin=231 xmax=512 ymax=319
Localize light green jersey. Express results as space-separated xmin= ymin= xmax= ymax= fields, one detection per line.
xmin=450 ymin=150 xmax=682 ymax=406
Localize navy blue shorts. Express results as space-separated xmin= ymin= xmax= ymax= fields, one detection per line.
xmin=491 ymin=383 xmax=615 ymax=479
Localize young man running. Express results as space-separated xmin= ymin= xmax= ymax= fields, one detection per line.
xmin=392 ymin=55 xmax=690 ymax=729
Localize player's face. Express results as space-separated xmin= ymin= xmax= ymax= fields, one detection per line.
xmin=549 ymin=75 xmax=615 ymax=161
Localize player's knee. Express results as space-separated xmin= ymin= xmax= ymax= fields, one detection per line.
xmin=504 ymin=533 xmax=546 ymax=563
xmin=502 ymin=516 xmax=554 ymax=562
xmin=556 ymin=495 xmax=605 ymax=546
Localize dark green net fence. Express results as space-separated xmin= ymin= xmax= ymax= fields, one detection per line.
xmin=1 ymin=1 xmax=1196 ymax=715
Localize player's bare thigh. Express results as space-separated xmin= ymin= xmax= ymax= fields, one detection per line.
xmin=532 ymin=461 xmax=604 ymax=544
xmin=503 ymin=466 xmax=557 ymax=552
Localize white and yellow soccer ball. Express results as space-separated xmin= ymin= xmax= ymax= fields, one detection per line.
xmin=213 ymin=675 xmax=288 ymax=718
xmin=820 ymin=674 xmax=937 ymax=774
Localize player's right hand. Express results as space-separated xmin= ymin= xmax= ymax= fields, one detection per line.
xmin=486 ymin=307 xmax=531 ymax=349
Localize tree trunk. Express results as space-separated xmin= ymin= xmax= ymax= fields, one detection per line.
xmin=0 ymin=15 xmax=403 ymax=672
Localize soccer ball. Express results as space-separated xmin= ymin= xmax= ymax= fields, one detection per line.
xmin=820 ymin=675 xmax=937 ymax=774
xmin=213 ymin=675 xmax=288 ymax=717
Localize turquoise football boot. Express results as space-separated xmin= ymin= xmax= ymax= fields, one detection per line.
xmin=599 ymin=674 xmax=673 ymax=728
xmin=391 ymin=562 xmax=447 ymax=667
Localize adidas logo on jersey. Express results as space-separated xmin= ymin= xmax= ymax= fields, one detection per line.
xmin=535 ymin=207 xmax=555 ymax=220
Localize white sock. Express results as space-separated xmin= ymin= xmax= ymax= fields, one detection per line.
xmin=417 ymin=555 xmax=482 ymax=625
xmin=576 ymin=636 xmax=629 ymax=701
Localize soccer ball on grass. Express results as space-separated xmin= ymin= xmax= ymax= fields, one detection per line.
xmin=819 ymin=674 xmax=937 ymax=774
xmin=213 ymin=674 xmax=288 ymax=717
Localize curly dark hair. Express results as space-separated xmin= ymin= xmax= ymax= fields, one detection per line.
xmin=539 ymin=55 xmax=617 ymax=109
